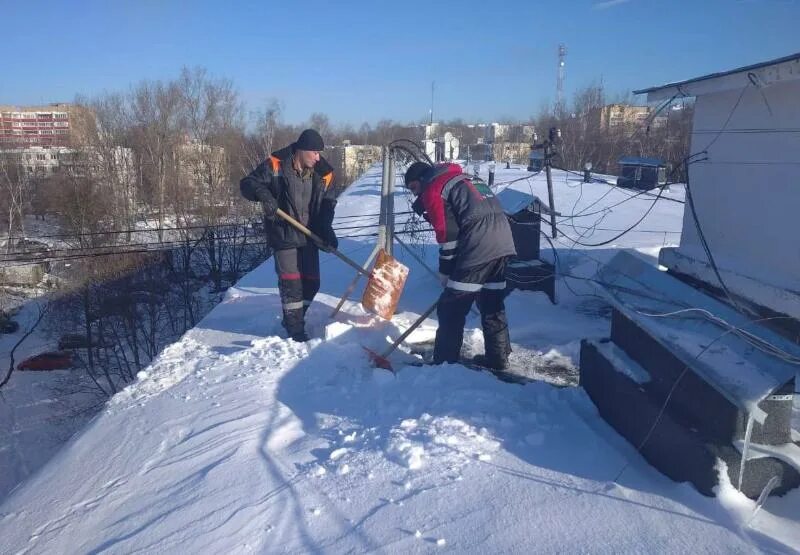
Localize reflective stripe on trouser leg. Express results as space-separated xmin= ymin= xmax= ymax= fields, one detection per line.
xmin=300 ymin=244 xmax=321 ymax=314
xmin=482 ymin=281 xmax=507 ymax=290
xmin=480 ymin=302 xmax=511 ymax=361
xmin=433 ymin=289 xmax=476 ymax=364
xmin=275 ymin=248 xmax=305 ymax=335
xmin=438 ymin=256 xmax=510 ymax=364
xmin=445 ymin=279 xmax=482 ymax=292
xmin=478 ymin=262 xmax=511 ymax=363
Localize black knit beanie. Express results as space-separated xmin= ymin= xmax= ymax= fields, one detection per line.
xmin=294 ymin=129 xmax=325 ymax=151
xmin=404 ymin=161 xmax=432 ymax=186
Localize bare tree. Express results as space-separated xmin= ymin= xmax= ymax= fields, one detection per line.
xmin=173 ymin=67 xmax=245 ymax=289
xmin=129 ymin=79 xmax=183 ymax=240
xmin=78 ymin=93 xmax=139 ymax=239
xmin=0 ymin=302 xmax=50 ymax=389
xmin=308 ymin=112 xmax=332 ymax=141
xmin=242 ymin=99 xmax=283 ymax=172
xmin=0 ymin=155 xmax=30 ymax=250
xmin=533 ymin=83 xmax=692 ymax=178
xmin=357 ymin=122 xmax=371 ymax=145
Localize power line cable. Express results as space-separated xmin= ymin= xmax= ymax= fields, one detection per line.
xmin=679 ymin=81 xmax=758 ymax=317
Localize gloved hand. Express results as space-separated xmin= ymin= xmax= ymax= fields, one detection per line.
xmin=261 ymin=199 xmax=278 ymax=221
xmin=322 ymin=227 xmax=338 ymax=251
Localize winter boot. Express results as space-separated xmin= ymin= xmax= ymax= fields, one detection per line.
xmin=471 ymin=353 xmax=509 ymax=371
xmin=290 ymin=330 xmax=309 ymax=343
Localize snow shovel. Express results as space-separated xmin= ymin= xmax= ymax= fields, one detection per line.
xmin=364 ymin=299 xmax=438 ymax=372
xmin=275 ymin=209 xmax=409 ymax=319
xmin=276 ymin=208 xmax=371 ymax=278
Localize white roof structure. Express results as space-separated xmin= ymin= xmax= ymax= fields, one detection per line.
xmin=635 ymin=52 xmax=800 ymax=101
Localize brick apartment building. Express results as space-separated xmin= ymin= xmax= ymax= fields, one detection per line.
xmin=0 ymin=104 xmax=74 ymax=148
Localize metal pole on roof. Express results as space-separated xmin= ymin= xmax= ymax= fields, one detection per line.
xmin=331 ymin=148 xmax=391 ymax=319
xmin=545 ymin=146 xmax=557 ymax=238
xmin=385 ymin=151 xmax=395 ymax=255
xmin=542 ymin=127 xmax=560 ymax=238
xmin=377 ymin=146 xmax=389 ymax=251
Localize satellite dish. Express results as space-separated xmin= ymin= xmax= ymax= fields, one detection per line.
xmin=446 ymin=136 xmax=460 ymax=160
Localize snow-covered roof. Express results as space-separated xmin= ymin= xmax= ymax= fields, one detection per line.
xmin=634 ymin=52 xmax=800 ymax=102
xmin=4 ymin=162 xmax=798 ymax=552
xmin=596 ymin=251 xmax=799 ymax=421
xmin=618 ymin=156 xmax=665 ymax=168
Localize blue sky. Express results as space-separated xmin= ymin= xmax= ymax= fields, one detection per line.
xmin=2 ymin=0 xmax=798 ymax=125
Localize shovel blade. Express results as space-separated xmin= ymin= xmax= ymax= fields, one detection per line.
xmin=363 ymin=346 xmax=394 ymax=372
xmin=362 ymin=249 xmax=409 ymax=320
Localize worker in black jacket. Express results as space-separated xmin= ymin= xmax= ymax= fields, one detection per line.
xmin=240 ymin=129 xmax=337 ymax=342
xmin=405 ymin=161 xmax=516 ymax=370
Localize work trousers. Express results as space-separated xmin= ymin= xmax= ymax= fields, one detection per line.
xmin=274 ymin=245 xmax=320 ymax=335
xmin=434 ymin=257 xmax=511 ymax=366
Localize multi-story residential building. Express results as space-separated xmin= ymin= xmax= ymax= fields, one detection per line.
xmin=0 ymin=104 xmax=73 ymax=148
xmin=590 ymin=103 xmax=667 ymax=131
xmin=0 ymin=146 xmax=74 ymax=177
xmin=485 ymin=123 xmax=536 ymax=144
xmin=175 ymin=140 xmax=229 ymax=206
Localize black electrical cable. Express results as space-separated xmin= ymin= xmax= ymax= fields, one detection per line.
xmin=564 ymin=223 xmax=680 ymax=235
xmin=7 ymin=207 xmax=418 ymax=243
xmin=0 ymin=214 xmax=423 ymax=259
xmin=553 ymin=151 xmax=704 ymax=247
xmin=554 ymin=185 xmax=666 ymax=248
xmin=4 ymin=220 xmax=261 ymax=241
xmin=553 ymin=166 xmax=686 ymax=212
xmin=676 ymin=82 xmax=757 ymax=316
xmin=0 ymin=229 xmax=268 ymax=258
xmin=683 ymin=178 xmax=753 ymax=315
xmin=700 ymin=82 xmax=749 ymax=153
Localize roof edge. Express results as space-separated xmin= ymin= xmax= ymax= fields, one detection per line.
xmin=633 ymin=52 xmax=800 ymax=96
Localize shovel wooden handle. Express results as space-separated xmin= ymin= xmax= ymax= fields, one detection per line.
xmin=380 ymin=300 xmax=439 ymax=359
xmin=275 ymin=208 xmax=371 ymax=278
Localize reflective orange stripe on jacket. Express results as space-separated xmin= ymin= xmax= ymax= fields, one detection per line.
xmin=269 ymin=155 xmax=281 ymax=173
xmin=269 ymin=155 xmax=333 ymax=189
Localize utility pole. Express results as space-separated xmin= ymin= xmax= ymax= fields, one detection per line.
xmin=556 ymin=44 xmax=567 ymax=118
xmin=533 ymin=127 xmax=561 ymax=238
xmin=330 ymin=145 xmax=396 ymax=318
xmin=430 ymin=81 xmax=435 ymax=125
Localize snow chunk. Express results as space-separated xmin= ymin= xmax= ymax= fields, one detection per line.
xmin=714 ymin=460 xmax=756 ymax=524
xmin=312 ymin=464 xmax=327 ymax=477
xmin=343 ymin=431 xmax=357 ymax=443
xmin=325 ymin=321 xmax=353 ymax=341
xmin=388 ymin=440 xmax=425 ymax=469
xmin=387 ymin=414 xmax=501 ymax=473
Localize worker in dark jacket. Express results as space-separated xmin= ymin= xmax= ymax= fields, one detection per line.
xmin=240 ymin=129 xmax=337 ymax=342
xmin=404 ymin=161 xmax=517 ymax=370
